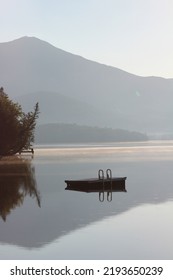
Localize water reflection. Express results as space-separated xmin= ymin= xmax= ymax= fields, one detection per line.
xmin=1 ymin=144 xmax=173 ymax=258
xmin=0 ymin=156 xmax=40 ymax=221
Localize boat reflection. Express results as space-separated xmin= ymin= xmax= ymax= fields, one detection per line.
xmin=0 ymin=156 xmax=40 ymax=221
xmin=65 ymin=169 xmax=127 ymax=202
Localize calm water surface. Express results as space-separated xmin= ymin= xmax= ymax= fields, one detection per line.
xmin=0 ymin=141 xmax=173 ymax=259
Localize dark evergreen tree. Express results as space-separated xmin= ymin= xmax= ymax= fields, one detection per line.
xmin=0 ymin=87 xmax=39 ymax=156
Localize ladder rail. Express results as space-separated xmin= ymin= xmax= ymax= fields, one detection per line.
xmin=98 ymin=169 xmax=104 ymax=180
xmin=106 ymin=169 xmax=112 ymax=202
xmin=98 ymin=169 xmax=105 ymax=201
xmin=107 ymin=191 xmax=112 ymax=202
xmin=99 ymin=192 xmax=104 ymax=202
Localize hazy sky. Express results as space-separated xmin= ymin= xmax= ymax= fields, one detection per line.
xmin=1 ymin=0 xmax=173 ymax=78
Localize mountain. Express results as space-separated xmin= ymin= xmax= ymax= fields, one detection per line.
xmin=35 ymin=123 xmax=148 ymax=144
xmin=1 ymin=36 xmax=173 ymax=133
xmin=15 ymin=91 xmax=103 ymax=125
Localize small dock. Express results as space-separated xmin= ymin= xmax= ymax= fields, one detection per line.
xmin=19 ymin=148 xmax=34 ymax=155
xmin=65 ymin=169 xmax=127 ymax=202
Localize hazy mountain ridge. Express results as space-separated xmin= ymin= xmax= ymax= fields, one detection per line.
xmin=1 ymin=36 xmax=173 ymax=134
xmin=15 ymin=90 xmax=102 ymax=125
xmin=35 ymin=123 xmax=148 ymax=144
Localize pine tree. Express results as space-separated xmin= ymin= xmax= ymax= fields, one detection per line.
xmin=0 ymin=87 xmax=39 ymax=156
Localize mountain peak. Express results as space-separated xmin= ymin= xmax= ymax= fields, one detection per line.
xmin=13 ymin=36 xmax=51 ymax=45
xmin=1 ymin=36 xmax=59 ymax=52
xmin=1 ymin=35 xmax=173 ymax=134
xmin=1 ymin=36 xmax=37 ymax=44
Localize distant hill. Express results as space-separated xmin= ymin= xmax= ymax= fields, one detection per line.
xmin=35 ymin=123 xmax=148 ymax=144
xmin=1 ymin=36 xmax=173 ymax=133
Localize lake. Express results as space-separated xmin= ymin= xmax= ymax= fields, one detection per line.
xmin=0 ymin=141 xmax=173 ymax=260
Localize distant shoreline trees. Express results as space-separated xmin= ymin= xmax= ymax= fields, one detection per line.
xmin=0 ymin=87 xmax=39 ymax=156
xmin=35 ymin=123 xmax=148 ymax=144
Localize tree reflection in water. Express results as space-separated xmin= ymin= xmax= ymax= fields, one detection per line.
xmin=0 ymin=156 xmax=40 ymax=221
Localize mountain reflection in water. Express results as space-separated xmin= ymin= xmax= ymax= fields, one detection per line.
xmin=0 ymin=156 xmax=40 ymax=221
xmin=0 ymin=143 xmax=173 ymax=259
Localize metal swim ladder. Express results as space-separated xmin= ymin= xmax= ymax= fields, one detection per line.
xmin=106 ymin=169 xmax=112 ymax=202
xmin=98 ymin=169 xmax=104 ymax=202
xmin=98 ymin=169 xmax=113 ymax=202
